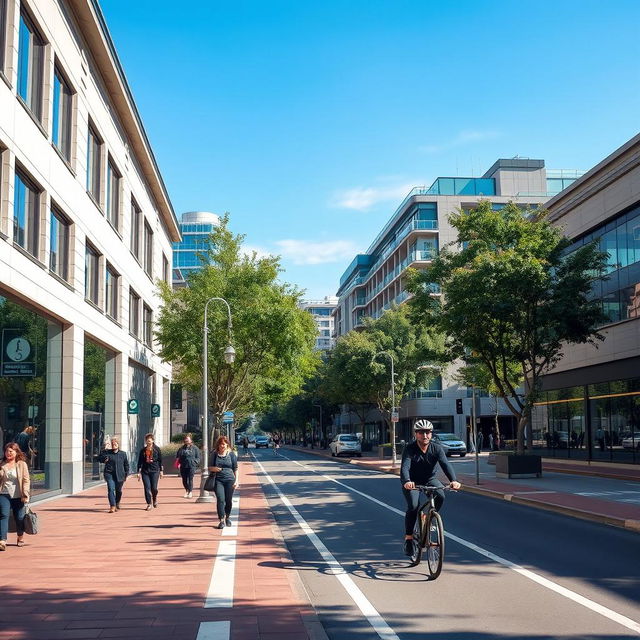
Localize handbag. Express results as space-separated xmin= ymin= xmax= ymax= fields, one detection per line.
xmin=204 ymin=473 xmax=217 ymax=492
xmin=173 ymin=458 xmax=180 ymax=469
xmin=23 ymin=505 xmax=39 ymax=535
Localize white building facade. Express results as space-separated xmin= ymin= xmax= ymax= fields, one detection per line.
xmin=0 ymin=0 xmax=180 ymax=498
xmin=300 ymin=297 xmax=338 ymax=351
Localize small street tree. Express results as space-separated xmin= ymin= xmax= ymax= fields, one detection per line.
xmin=155 ymin=216 xmax=319 ymax=445
xmin=408 ymin=201 xmax=607 ymax=455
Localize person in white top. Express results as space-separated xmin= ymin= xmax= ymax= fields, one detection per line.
xmin=0 ymin=442 xmax=31 ymax=550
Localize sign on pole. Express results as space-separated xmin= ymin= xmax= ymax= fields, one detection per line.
xmin=222 ymin=410 xmax=234 ymax=424
xmin=127 ymin=399 xmax=139 ymax=415
xmin=391 ymin=409 xmax=399 ymax=423
xmin=151 ymin=404 xmax=161 ymax=418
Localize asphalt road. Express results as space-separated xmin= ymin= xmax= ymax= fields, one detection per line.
xmin=251 ymin=447 xmax=640 ymax=640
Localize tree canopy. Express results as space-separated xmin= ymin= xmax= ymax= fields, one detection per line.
xmin=408 ymin=201 xmax=607 ymax=453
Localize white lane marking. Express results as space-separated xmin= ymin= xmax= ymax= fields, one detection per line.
xmin=204 ymin=540 xmax=236 ymax=608
xmin=283 ymin=453 xmax=640 ymax=635
xmin=222 ymin=494 xmax=240 ymax=536
xmin=196 ymin=620 xmax=230 ymax=640
xmin=254 ymin=457 xmax=400 ymax=640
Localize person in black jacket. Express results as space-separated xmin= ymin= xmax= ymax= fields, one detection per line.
xmin=400 ymin=420 xmax=461 ymax=556
xmin=137 ymin=433 xmax=163 ymax=510
xmin=209 ymin=436 xmax=238 ymax=529
xmin=98 ymin=437 xmax=130 ymax=513
xmin=175 ymin=434 xmax=200 ymax=498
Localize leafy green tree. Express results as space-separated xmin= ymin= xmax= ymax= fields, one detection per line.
xmin=155 ymin=216 xmax=319 ymax=444
xmin=408 ymin=201 xmax=607 ymax=454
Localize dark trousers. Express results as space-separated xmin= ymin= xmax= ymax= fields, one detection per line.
xmin=180 ymin=467 xmax=195 ymax=492
xmin=402 ymin=478 xmax=445 ymax=536
xmin=141 ymin=471 xmax=160 ymax=505
xmin=214 ymin=478 xmax=235 ymax=520
xmin=105 ymin=473 xmax=124 ymax=507
xmin=0 ymin=494 xmax=25 ymax=539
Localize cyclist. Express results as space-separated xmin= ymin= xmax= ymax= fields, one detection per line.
xmin=401 ymin=419 xmax=461 ymax=556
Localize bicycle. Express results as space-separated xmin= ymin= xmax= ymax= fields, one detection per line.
xmin=408 ymin=485 xmax=455 ymax=579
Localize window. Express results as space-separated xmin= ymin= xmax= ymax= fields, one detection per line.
xmin=17 ymin=11 xmax=44 ymax=121
xmin=52 ymin=66 xmax=73 ymax=161
xmin=86 ymin=124 xmax=102 ymax=204
xmin=143 ymin=220 xmax=153 ymax=276
xmin=129 ymin=289 xmax=140 ymax=337
xmin=85 ymin=243 xmax=100 ymax=305
xmin=130 ymin=198 xmax=141 ymax=260
xmin=0 ymin=0 xmax=7 ymax=74
xmin=14 ymin=169 xmax=40 ymax=257
xmin=143 ymin=304 xmax=152 ymax=346
xmin=162 ymin=254 xmax=169 ymax=284
xmin=106 ymin=158 xmax=120 ymax=229
xmin=105 ymin=265 xmax=119 ymax=321
xmin=50 ymin=207 xmax=70 ymax=280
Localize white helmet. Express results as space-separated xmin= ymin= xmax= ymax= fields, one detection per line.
xmin=413 ymin=419 xmax=434 ymax=431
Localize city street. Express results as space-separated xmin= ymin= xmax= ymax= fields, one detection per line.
xmin=254 ymin=448 xmax=640 ymax=640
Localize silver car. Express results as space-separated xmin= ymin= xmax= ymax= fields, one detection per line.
xmin=330 ymin=434 xmax=362 ymax=457
xmin=433 ymin=432 xmax=467 ymax=457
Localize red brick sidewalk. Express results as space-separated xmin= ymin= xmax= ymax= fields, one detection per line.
xmin=0 ymin=461 xmax=322 ymax=640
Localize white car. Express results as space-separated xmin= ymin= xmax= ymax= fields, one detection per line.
xmin=330 ymin=434 xmax=362 ymax=457
xmin=621 ymin=432 xmax=640 ymax=450
xmin=433 ymin=432 xmax=467 ymax=457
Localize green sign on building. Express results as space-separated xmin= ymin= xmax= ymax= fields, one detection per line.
xmin=151 ymin=403 xmax=161 ymax=418
xmin=127 ymin=399 xmax=139 ymax=415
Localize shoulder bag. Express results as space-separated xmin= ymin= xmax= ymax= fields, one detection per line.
xmin=23 ymin=505 xmax=39 ymax=535
xmin=203 ymin=452 xmax=217 ymax=492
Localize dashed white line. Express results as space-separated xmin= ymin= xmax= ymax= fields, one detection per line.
xmin=204 ymin=539 xmax=236 ymax=608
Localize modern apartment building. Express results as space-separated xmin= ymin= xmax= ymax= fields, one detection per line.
xmin=0 ymin=0 xmax=180 ymax=498
xmin=533 ymin=133 xmax=640 ymax=464
xmin=301 ymin=296 xmax=338 ymax=351
xmin=334 ymin=158 xmax=581 ymax=444
xmin=172 ymin=210 xmax=220 ymax=287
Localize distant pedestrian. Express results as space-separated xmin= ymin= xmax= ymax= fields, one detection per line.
xmin=596 ymin=427 xmax=605 ymax=452
xmin=14 ymin=426 xmax=36 ymax=467
xmin=488 ymin=432 xmax=494 ymax=451
xmin=477 ymin=430 xmax=484 ymax=452
xmin=137 ymin=433 xmax=163 ymax=510
xmin=242 ymin=436 xmax=249 ymax=456
xmin=175 ymin=434 xmax=200 ymax=498
xmin=98 ymin=437 xmax=130 ymax=513
xmin=0 ymin=443 xmax=31 ymax=550
xmin=209 ymin=436 xmax=238 ymax=529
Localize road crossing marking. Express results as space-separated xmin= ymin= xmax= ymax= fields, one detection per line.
xmin=196 ymin=620 xmax=230 ymax=640
xmin=204 ymin=539 xmax=236 ymax=608
xmin=253 ymin=456 xmax=400 ymax=640
xmin=281 ymin=453 xmax=640 ymax=635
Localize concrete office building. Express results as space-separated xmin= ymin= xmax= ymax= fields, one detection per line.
xmin=334 ymin=159 xmax=581 ymax=445
xmin=301 ymin=296 xmax=338 ymax=351
xmin=0 ymin=0 xmax=180 ymax=498
xmin=533 ymin=133 xmax=640 ymax=464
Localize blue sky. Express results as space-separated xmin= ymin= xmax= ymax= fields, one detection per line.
xmin=100 ymin=0 xmax=640 ymax=300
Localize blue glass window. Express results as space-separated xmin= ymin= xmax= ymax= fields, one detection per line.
xmin=13 ymin=170 xmax=39 ymax=256
xmin=52 ymin=67 xmax=73 ymax=160
xmin=17 ymin=12 xmax=44 ymax=120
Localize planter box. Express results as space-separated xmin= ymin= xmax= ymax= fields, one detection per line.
xmin=379 ymin=444 xmax=404 ymax=459
xmin=495 ymin=454 xmax=542 ymax=479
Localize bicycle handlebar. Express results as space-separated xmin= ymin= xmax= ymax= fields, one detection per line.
xmin=412 ymin=484 xmax=458 ymax=492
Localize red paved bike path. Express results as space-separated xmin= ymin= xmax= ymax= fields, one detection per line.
xmin=0 ymin=461 xmax=323 ymax=640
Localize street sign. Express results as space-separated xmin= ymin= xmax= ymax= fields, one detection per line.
xmin=151 ymin=404 xmax=161 ymax=418
xmin=1 ymin=330 xmax=36 ymax=377
xmin=127 ymin=399 xmax=139 ymax=415
xmin=222 ymin=410 xmax=234 ymax=424
xmin=391 ymin=409 xmax=399 ymax=423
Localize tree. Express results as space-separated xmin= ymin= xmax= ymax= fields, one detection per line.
xmin=155 ymin=216 xmax=319 ymax=444
xmin=408 ymin=201 xmax=607 ymax=455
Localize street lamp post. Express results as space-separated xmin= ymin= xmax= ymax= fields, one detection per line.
xmin=471 ymin=384 xmax=480 ymax=485
xmin=372 ymin=351 xmax=397 ymax=467
xmin=197 ymin=297 xmax=235 ymax=503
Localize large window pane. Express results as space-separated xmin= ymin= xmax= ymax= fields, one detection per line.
xmin=87 ymin=126 xmax=102 ymax=203
xmin=52 ymin=67 xmax=73 ymax=161
xmin=629 ymin=214 xmax=640 ymax=265
xmin=49 ymin=207 xmax=69 ymax=280
xmin=0 ymin=0 xmax=7 ymax=72
xmin=105 ymin=265 xmax=119 ymax=320
xmin=85 ymin=243 xmax=100 ymax=305
xmin=106 ymin=158 xmax=120 ymax=229
xmin=13 ymin=170 xmax=40 ymax=257
xmin=17 ymin=12 xmax=44 ymax=120
xmin=130 ymin=199 xmax=141 ymax=259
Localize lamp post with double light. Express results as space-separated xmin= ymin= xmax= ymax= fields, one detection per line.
xmin=197 ymin=297 xmax=235 ymax=503
xmin=372 ymin=351 xmax=398 ymax=467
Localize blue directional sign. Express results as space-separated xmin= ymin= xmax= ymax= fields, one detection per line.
xmin=222 ymin=410 xmax=234 ymax=424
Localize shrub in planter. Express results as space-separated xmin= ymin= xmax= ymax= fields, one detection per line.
xmin=161 ymin=443 xmax=181 ymax=475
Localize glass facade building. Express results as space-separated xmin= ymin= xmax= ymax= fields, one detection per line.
xmin=172 ymin=211 xmax=221 ymax=285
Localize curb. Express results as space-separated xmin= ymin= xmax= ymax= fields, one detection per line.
xmin=286 ymin=447 xmax=640 ymax=535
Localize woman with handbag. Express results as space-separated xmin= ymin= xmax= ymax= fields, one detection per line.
xmin=209 ymin=436 xmax=238 ymax=529
xmin=0 ymin=442 xmax=31 ymax=550
xmin=137 ymin=433 xmax=163 ymax=510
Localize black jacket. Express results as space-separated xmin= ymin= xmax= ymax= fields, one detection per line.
xmin=137 ymin=445 xmax=163 ymax=474
xmin=176 ymin=444 xmax=201 ymax=470
xmin=98 ymin=449 xmax=130 ymax=482
xmin=400 ymin=440 xmax=457 ymax=486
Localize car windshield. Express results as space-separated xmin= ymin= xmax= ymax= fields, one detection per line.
xmin=339 ymin=435 xmax=359 ymax=442
xmin=437 ymin=434 xmax=460 ymax=441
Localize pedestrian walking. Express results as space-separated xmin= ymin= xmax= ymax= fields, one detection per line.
xmin=14 ymin=425 xmax=36 ymax=467
xmin=477 ymin=430 xmax=484 ymax=452
xmin=0 ymin=443 xmax=31 ymax=550
xmin=488 ymin=432 xmax=494 ymax=451
xmin=242 ymin=436 xmax=249 ymax=456
xmin=98 ymin=437 xmax=130 ymax=513
xmin=137 ymin=433 xmax=163 ymax=510
xmin=209 ymin=436 xmax=238 ymax=529
xmin=175 ymin=434 xmax=200 ymax=498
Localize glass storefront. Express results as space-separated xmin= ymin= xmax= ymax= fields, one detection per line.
xmin=0 ymin=295 xmax=62 ymax=495
xmin=532 ymin=378 xmax=640 ymax=463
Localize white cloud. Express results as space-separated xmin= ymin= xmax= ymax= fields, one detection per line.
xmin=420 ymin=129 xmax=500 ymax=154
xmin=275 ymin=239 xmax=359 ymax=265
xmin=240 ymin=244 xmax=274 ymax=260
xmin=331 ymin=182 xmax=417 ymax=212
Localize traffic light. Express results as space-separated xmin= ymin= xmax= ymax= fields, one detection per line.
xmin=455 ymin=398 xmax=463 ymax=414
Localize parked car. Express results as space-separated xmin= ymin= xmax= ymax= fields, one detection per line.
xmin=255 ymin=435 xmax=270 ymax=448
xmin=330 ymin=434 xmax=362 ymax=457
xmin=433 ymin=433 xmax=467 ymax=457
xmin=621 ymin=432 xmax=640 ymax=450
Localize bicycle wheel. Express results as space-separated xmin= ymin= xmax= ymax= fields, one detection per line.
xmin=409 ymin=511 xmax=426 ymax=567
xmin=426 ymin=510 xmax=444 ymax=579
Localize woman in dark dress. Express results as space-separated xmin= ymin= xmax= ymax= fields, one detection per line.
xmin=137 ymin=433 xmax=163 ymax=510
xmin=209 ymin=436 xmax=238 ymax=529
